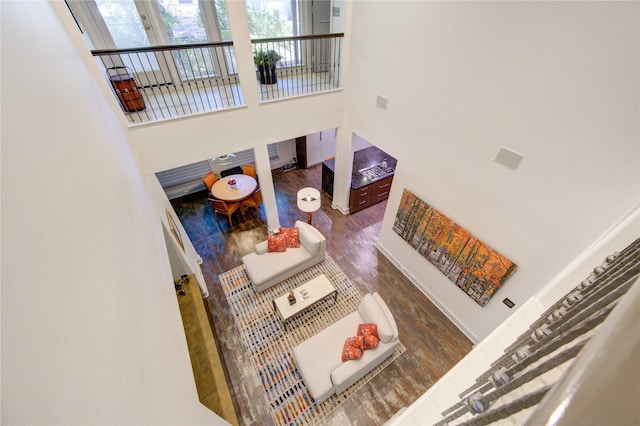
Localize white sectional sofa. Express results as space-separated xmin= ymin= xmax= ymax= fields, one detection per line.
xmin=242 ymin=220 xmax=326 ymax=293
xmin=292 ymin=292 xmax=399 ymax=404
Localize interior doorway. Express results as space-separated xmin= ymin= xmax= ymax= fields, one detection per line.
xmin=295 ymin=128 xmax=337 ymax=169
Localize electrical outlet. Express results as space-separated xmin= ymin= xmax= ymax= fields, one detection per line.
xmin=503 ymin=298 xmax=515 ymax=308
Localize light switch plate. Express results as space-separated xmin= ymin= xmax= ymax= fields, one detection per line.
xmin=376 ymin=94 xmax=388 ymax=109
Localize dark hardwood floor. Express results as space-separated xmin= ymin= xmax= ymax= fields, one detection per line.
xmin=171 ymin=165 xmax=473 ymax=425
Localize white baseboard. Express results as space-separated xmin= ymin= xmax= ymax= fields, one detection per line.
xmin=331 ymin=200 xmax=350 ymax=215
xmin=375 ymin=241 xmax=480 ymax=344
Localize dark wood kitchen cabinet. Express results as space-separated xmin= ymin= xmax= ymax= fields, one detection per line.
xmin=321 ymin=159 xmax=335 ymax=198
xmin=349 ymin=175 xmax=393 ymax=213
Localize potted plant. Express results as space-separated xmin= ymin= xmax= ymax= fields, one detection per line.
xmin=254 ymin=49 xmax=282 ymax=85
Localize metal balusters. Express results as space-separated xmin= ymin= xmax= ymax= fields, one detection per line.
xmin=461 ymin=249 xmax=639 ymax=400
xmin=434 ymin=238 xmax=640 ymax=425
xmin=252 ymin=34 xmax=344 ymax=102
xmin=92 ymin=41 xmax=244 ymax=124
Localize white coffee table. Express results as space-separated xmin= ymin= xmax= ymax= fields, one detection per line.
xmin=273 ymin=274 xmax=337 ymax=329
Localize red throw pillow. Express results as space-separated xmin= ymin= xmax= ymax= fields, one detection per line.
xmin=362 ymin=333 xmax=380 ymax=350
xmin=347 ymin=335 xmax=364 ymax=350
xmin=279 ymin=227 xmax=300 ymax=248
xmin=358 ymin=323 xmax=379 ymax=350
xmin=341 ymin=336 xmax=364 ymax=362
xmin=357 ymin=323 xmax=379 ymax=338
xmin=267 ymin=234 xmax=286 ymax=252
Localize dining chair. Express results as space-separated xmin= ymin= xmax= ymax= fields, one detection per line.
xmin=241 ymin=188 xmax=263 ymax=221
xmin=202 ymin=172 xmax=217 ymax=192
xmin=208 ymin=197 xmax=241 ymax=229
xmin=220 ymin=166 xmax=243 ymax=177
xmin=241 ymin=163 xmax=257 ymax=179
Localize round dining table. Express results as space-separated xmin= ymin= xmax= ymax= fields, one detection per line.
xmin=211 ymin=174 xmax=257 ymax=202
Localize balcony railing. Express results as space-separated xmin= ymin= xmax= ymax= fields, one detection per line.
xmin=91 ymin=33 xmax=344 ymax=124
xmin=252 ymin=33 xmax=344 ymax=102
xmin=92 ymin=41 xmax=242 ymax=124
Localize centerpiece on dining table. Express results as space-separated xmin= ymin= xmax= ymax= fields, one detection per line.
xmin=227 ymin=178 xmax=238 ymax=190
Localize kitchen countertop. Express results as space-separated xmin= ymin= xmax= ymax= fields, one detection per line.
xmin=322 ymin=146 xmax=397 ymax=190
xmin=350 ymin=146 xmax=396 ymax=189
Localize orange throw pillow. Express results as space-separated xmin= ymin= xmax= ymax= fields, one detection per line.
xmin=267 ymin=234 xmax=286 ymax=252
xmin=358 ymin=323 xmax=379 ymax=350
xmin=357 ymin=323 xmax=378 ymax=338
xmin=341 ymin=336 xmax=364 ymax=362
xmin=362 ymin=333 xmax=379 ymax=350
xmin=279 ymin=227 xmax=300 ymax=248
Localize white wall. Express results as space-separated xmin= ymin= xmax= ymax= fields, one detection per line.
xmin=348 ymin=1 xmax=639 ymax=341
xmin=271 ymin=138 xmax=297 ymax=169
xmin=127 ymin=95 xmax=345 ymax=175
xmin=535 ymin=207 xmax=640 ymax=308
xmin=306 ymin=128 xmax=337 ymax=166
xmin=0 ymin=2 xmax=222 ymax=424
xmin=353 ymin=134 xmax=373 ymax=152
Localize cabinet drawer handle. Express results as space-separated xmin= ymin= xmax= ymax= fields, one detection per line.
xmin=359 ymin=200 xmax=367 ymax=205
xmin=359 ymin=191 xmax=368 ymax=196
xmin=378 ymin=183 xmax=390 ymax=188
xmin=377 ymin=191 xmax=388 ymax=197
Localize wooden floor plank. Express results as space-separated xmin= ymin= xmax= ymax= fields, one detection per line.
xmin=171 ymin=165 xmax=473 ymax=425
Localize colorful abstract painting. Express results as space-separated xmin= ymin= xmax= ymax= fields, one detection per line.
xmin=393 ymin=189 xmax=517 ymax=306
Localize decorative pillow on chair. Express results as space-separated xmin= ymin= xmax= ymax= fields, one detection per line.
xmin=341 ymin=336 xmax=364 ymax=362
xmin=279 ymin=227 xmax=300 ymax=248
xmin=267 ymin=234 xmax=286 ymax=252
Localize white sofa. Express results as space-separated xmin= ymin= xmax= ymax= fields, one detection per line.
xmin=242 ymin=220 xmax=326 ymax=293
xmin=292 ymin=292 xmax=399 ymax=404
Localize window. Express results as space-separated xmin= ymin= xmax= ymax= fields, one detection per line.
xmin=247 ymin=0 xmax=330 ymax=69
xmin=95 ymin=0 xmax=150 ymax=48
xmin=268 ymin=143 xmax=278 ymax=159
xmin=69 ymin=0 xmax=231 ymax=81
xmin=245 ymin=0 xmax=300 ymax=38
